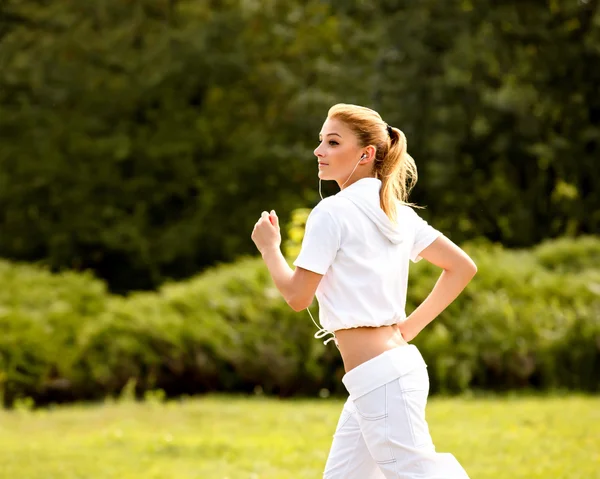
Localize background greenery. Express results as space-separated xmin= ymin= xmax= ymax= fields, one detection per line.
xmin=0 ymin=0 xmax=598 ymax=408
xmin=1 ymin=235 xmax=598 ymax=407
xmin=1 ymin=3 xmax=598 ymax=477
xmin=1 ymin=0 xmax=598 ymax=292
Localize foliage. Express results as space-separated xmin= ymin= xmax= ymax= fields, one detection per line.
xmin=0 ymin=0 xmax=350 ymax=291
xmin=0 ymin=236 xmax=599 ymax=406
xmin=0 ymin=260 xmax=108 ymax=403
xmin=1 ymin=0 xmax=598 ymax=291
xmin=375 ymin=0 xmax=600 ymax=245
xmin=533 ymin=235 xmax=600 ymax=273
xmin=407 ymin=241 xmax=600 ymax=393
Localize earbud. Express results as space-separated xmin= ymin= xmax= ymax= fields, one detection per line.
xmin=360 ymin=153 xmax=367 ymax=160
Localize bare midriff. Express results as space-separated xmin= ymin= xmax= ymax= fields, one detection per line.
xmin=335 ymin=324 xmax=410 ymax=373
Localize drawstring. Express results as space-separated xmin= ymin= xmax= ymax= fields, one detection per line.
xmin=306 ymin=307 xmax=338 ymax=347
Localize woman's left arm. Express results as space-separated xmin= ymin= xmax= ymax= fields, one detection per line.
xmin=399 ymin=235 xmax=477 ymax=342
xmin=252 ymin=210 xmax=323 ymax=312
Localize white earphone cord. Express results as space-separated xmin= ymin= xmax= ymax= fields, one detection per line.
xmin=319 ymin=154 xmax=364 ymax=200
xmin=307 ymin=307 xmax=337 ymax=346
xmin=311 ymin=154 xmax=364 ymax=345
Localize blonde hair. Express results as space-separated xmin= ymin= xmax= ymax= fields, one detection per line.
xmin=327 ymin=103 xmax=419 ymax=223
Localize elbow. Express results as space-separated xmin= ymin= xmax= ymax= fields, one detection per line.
xmin=287 ymin=294 xmax=312 ymax=312
xmin=448 ymin=257 xmax=477 ymax=280
xmin=445 ymin=257 xmax=477 ymax=279
xmin=288 ymin=300 xmax=304 ymax=312
xmin=466 ymin=258 xmax=477 ymax=278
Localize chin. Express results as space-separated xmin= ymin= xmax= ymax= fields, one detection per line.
xmin=318 ymin=171 xmax=334 ymax=181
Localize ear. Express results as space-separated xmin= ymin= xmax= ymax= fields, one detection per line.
xmin=360 ymin=145 xmax=377 ymax=163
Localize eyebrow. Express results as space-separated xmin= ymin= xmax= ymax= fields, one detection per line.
xmin=319 ymin=132 xmax=342 ymax=138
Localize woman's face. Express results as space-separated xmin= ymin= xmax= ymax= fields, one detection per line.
xmin=314 ymin=117 xmax=366 ymax=187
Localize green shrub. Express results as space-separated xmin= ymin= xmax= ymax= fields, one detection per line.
xmin=0 ymin=260 xmax=109 ymax=405
xmin=74 ymin=256 xmax=345 ymax=400
xmin=1 ymin=236 xmax=599 ymax=407
xmin=408 ymin=242 xmax=600 ymax=393
xmin=532 ymin=235 xmax=600 ymax=273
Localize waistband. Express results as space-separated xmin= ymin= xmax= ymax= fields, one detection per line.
xmin=341 ymin=345 xmax=427 ymax=400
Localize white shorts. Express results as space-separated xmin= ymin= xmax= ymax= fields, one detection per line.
xmin=323 ymin=345 xmax=470 ymax=478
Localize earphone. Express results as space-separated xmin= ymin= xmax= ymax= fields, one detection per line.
xmin=340 ymin=153 xmax=367 ymax=189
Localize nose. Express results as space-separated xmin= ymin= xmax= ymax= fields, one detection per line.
xmin=314 ymin=144 xmax=324 ymax=158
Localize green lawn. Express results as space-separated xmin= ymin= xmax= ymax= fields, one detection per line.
xmin=0 ymin=394 xmax=598 ymax=478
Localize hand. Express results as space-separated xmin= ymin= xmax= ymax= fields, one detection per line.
xmin=397 ymin=318 xmax=420 ymax=342
xmin=251 ymin=210 xmax=281 ymax=255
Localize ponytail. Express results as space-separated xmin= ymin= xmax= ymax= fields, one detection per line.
xmin=378 ymin=127 xmax=418 ymax=223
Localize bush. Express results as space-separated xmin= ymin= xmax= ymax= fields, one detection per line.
xmin=1 ymin=236 xmax=599 ymax=407
xmin=0 ymin=260 xmax=109 ymax=405
xmin=76 ymin=257 xmax=344 ymax=399
xmin=532 ymin=235 xmax=600 ymax=273
xmin=408 ymin=242 xmax=600 ymax=393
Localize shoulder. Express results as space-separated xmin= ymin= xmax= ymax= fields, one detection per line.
xmin=396 ymin=203 xmax=421 ymax=221
xmin=397 ymin=204 xmax=438 ymax=231
xmin=310 ymin=195 xmax=353 ymax=219
xmin=304 ymin=196 xmax=356 ymax=237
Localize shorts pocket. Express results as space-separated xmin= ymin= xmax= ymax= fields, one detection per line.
xmin=398 ymin=367 xmax=432 ymax=448
xmin=353 ymin=383 xmax=388 ymax=420
xmin=352 ymin=383 xmax=394 ymax=464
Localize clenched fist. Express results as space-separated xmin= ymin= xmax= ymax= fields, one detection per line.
xmin=251 ymin=210 xmax=281 ymax=255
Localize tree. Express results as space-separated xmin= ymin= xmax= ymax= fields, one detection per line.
xmin=0 ymin=0 xmax=350 ymax=291
xmin=377 ymin=0 xmax=600 ymax=245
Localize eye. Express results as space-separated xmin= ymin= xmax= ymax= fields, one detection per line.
xmin=329 ymin=141 xmax=338 ymax=146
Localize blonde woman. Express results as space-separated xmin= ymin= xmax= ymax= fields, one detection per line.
xmin=251 ymin=104 xmax=475 ymax=478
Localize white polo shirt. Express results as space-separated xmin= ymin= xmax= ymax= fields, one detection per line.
xmin=293 ymin=177 xmax=442 ymax=338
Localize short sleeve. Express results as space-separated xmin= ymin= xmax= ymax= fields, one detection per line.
xmin=409 ymin=209 xmax=442 ymax=263
xmin=293 ymin=204 xmax=341 ymax=275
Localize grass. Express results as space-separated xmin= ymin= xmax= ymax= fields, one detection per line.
xmin=0 ymin=394 xmax=598 ymax=478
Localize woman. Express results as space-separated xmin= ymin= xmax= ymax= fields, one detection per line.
xmin=251 ymin=104 xmax=476 ymax=478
